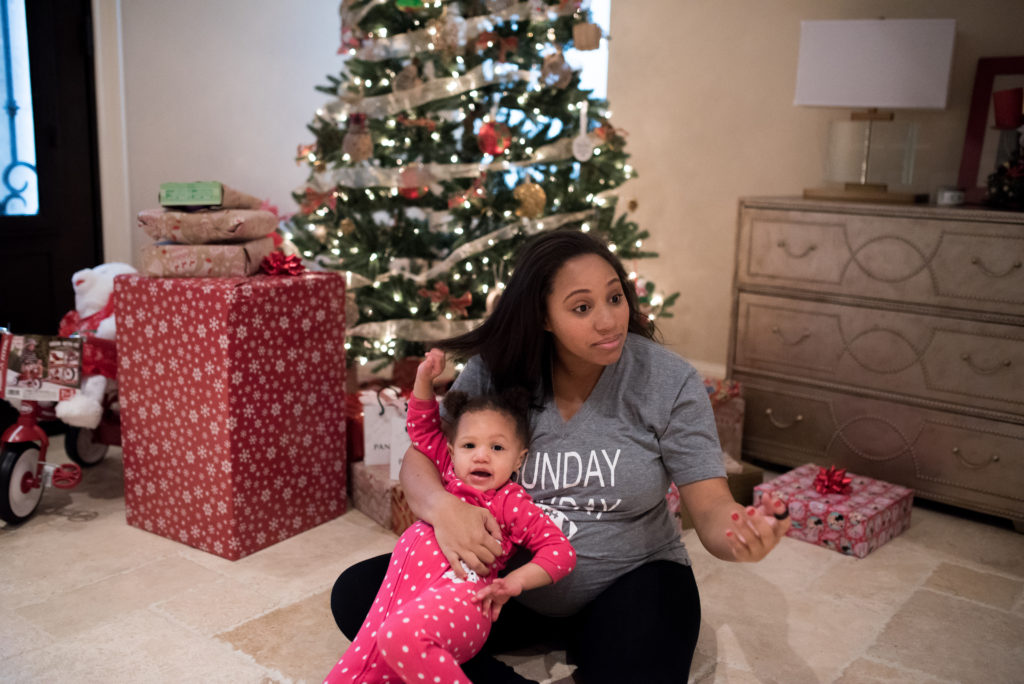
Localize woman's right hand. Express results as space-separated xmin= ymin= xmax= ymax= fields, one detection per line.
xmin=431 ymin=494 xmax=504 ymax=578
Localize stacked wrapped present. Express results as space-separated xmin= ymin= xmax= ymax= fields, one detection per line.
xmin=137 ymin=181 xmax=279 ymax=277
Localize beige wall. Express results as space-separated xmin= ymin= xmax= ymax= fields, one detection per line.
xmin=607 ymin=0 xmax=1024 ymax=372
xmin=107 ymin=1 xmax=1024 ymax=372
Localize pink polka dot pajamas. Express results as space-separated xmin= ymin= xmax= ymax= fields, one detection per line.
xmin=325 ymin=397 xmax=575 ymax=684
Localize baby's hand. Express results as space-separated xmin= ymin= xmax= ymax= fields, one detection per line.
xmin=413 ymin=348 xmax=446 ymax=400
xmin=472 ymin=576 xmax=524 ymax=622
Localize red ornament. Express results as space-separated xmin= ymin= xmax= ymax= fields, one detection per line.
xmin=398 ymin=165 xmax=432 ymax=200
xmin=813 ymin=465 xmax=852 ymax=495
xmin=477 ymin=120 xmax=512 ymax=156
xmin=260 ymin=252 xmax=306 ymax=276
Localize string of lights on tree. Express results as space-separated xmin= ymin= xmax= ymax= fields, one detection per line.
xmin=285 ymin=0 xmax=678 ymax=368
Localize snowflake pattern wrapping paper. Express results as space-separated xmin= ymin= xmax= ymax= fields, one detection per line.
xmin=753 ymin=463 xmax=913 ymax=558
xmin=114 ymin=273 xmax=347 ymax=560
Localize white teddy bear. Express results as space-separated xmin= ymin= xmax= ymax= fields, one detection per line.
xmin=54 ymin=262 xmax=137 ymax=429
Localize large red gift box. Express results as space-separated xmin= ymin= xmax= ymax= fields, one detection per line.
xmin=754 ymin=464 xmax=913 ymax=558
xmin=114 ymin=273 xmax=348 ymax=560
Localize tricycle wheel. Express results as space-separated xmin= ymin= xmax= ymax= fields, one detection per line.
xmin=64 ymin=426 xmax=108 ymax=466
xmin=1 ymin=443 xmax=44 ymax=524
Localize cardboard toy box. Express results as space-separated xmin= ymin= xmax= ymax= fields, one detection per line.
xmin=115 ymin=272 xmax=348 ymax=560
xmin=349 ymin=461 xmax=416 ymax=535
xmin=753 ymin=463 xmax=914 ymax=558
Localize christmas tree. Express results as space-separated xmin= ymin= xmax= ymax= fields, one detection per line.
xmin=285 ymin=0 xmax=677 ymax=369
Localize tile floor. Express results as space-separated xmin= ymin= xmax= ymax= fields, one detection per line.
xmin=1 ymin=439 xmax=1022 ymax=683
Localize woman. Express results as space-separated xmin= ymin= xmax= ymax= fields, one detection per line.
xmin=332 ymin=228 xmax=790 ymax=683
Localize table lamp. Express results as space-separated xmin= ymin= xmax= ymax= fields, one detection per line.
xmin=794 ymin=18 xmax=956 ymax=203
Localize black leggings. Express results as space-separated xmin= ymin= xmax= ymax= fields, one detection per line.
xmin=330 ymin=555 xmax=701 ymax=683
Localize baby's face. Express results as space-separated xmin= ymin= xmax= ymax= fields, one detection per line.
xmin=449 ymin=408 xmax=526 ymax=492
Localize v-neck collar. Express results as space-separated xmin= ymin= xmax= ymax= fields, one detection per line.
xmin=544 ymin=358 xmax=615 ymax=433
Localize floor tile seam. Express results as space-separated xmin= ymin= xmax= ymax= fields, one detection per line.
xmin=140 ymin=604 xmax=291 ymax=682
xmin=842 ymin=654 xmax=963 ymax=684
xmin=916 ymin=584 xmax=1024 ymax=615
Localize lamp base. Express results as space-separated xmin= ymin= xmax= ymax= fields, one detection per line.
xmin=803 ymin=183 xmax=929 ymax=204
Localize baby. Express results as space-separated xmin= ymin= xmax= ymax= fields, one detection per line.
xmin=325 ymin=348 xmax=575 ymax=684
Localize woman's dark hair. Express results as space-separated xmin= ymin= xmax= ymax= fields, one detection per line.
xmin=440 ymin=228 xmax=658 ymax=396
xmin=442 ymin=388 xmax=532 ymax=447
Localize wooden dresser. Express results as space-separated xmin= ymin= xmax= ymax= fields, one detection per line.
xmin=728 ymin=197 xmax=1024 ymax=530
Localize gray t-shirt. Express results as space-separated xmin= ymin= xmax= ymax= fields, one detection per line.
xmin=442 ymin=333 xmax=725 ymax=616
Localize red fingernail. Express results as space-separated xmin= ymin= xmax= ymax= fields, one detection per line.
xmin=747 ymin=508 xmax=756 ymax=516
xmin=725 ymin=529 xmax=734 ymax=538
xmin=731 ymin=512 xmax=740 ymax=521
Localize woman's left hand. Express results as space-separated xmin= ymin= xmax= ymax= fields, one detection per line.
xmin=723 ymin=493 xmax=791 ymax=562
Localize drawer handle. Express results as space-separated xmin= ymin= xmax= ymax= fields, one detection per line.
xmin=969 ymin=256 xmax=1022 ymax=278
xmin=765 ymin=407 xmax=803 ymax=429
xmin=770 ymin=325 xmax=811 ymax=346
xmin=777 ymin=240 xmax=817 ymax=259
xmin=952 ymin=446 xmax=1000 ymax=469
xmin=960 ymin=353 xmax=1012 ymax=375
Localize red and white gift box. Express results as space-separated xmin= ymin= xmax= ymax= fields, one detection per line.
xmin=114 ymin=273 xmax=348 ymax=560
xmin=753 ymin=463 xmax=913 ymax=558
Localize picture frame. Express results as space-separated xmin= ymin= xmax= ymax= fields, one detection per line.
xmin=957 ymin=56 xmax=1024 ymax=203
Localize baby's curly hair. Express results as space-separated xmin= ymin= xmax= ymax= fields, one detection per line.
xmin=442 ymin=387 xmax=532 ymax=447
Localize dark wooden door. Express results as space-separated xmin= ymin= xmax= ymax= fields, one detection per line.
xmin=0 ymin=0 xmax=102 ymax=333
xmin=1 ymin=0 xmax=101 ymax=429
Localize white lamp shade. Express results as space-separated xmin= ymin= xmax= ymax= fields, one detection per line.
xmin=794 ymin=19 xmax=956 ymax=109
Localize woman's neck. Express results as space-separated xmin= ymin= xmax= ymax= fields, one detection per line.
xmin=550 ymin=356 xmax=604 ymax=421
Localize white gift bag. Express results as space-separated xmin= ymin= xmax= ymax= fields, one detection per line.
xmin=358 ymin=387 xmax=410 ymax=472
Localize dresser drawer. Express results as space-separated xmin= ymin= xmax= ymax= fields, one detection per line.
xmin=736 ymin=375 xmax=1024 ymax=521
xmin=736 ymin=206 xmax=1024 ymax=316
xmin=733 ymin=293 xmax=1024 ymax=417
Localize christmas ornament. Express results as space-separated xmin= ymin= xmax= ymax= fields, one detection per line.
xmin=396 ymin=113 xmax=437 ymax=132
xmin=513 ymin=179 xmax=546 ymax=218
xmin=541 ymin=50 xmax=573 ymax=89
xmin=417 ymin=281 xmax=473 ymax=317
xmin=399 ymin=164 xmax=433 ymax=200
xmin=475 ymin=31 xmax=519 ymax=62
xmin=313 ymin=224 xmax=329 ymax=244
xmin=339 ymin=217 xmax=356 ymax=236
xmin=426 ymin=9 xmax=462 ymax=56
xmin=477 ymin=120 xmax=512 ymax=155
xmin=261 ymin=252 xmax=306 ymax=276
xmin=572 ymin=101 xmax=593 ymax=162
xmin=572 ymin=21 xmax=602 ymax=51
xmin=813 ymin=466 xmax=853 ymax=495
xmin=393 ymin=63 xmax=422 ymax=92
xmin=342 ymin=113 xmax=373 ymax=163
xmin=485 ymin=288 xmax=502 ymax=314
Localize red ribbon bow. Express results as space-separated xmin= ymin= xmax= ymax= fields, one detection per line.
xmin=396 ymin=114 xmax=437 ymax=131
xmin=475 ymin=31 xmax=519 ymax=62
xmin=417 ymin=281 xmax=472 ymax=317
xmin=814 ymin=465 xmax=852 ymax=495
xmin=261 ymin=252 xmax=306 ymax=276
xmin=298 ymin=188 xmax=338 ymax=215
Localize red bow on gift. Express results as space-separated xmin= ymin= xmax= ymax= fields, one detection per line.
xmin=417 ymin=281 xmax=472 ymax=317
xmin=261 ymin=252 xmax=306 ymax=276
xmin=814 ymin=465 xmax=852 ymax=495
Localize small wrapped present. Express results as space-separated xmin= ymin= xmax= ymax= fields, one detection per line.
xmin=158 ymin=181 xmax=263 ymax=210
xmin=350 ymin=461 xmax=398 ymax=530
xmin=138 ymin=207 xmax=278 ymax=244
xmin=754 ymin=463 xmax=914 ymax=558
xmin=391 ymin=484 xmax=418 ymax=536
xmin=140 ymin=236 xmax=276 ymax=277
xmin=358 ymin=386 xmax=411 ymax=473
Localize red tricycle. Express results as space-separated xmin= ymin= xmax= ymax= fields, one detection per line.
xmin=1 ymin=332 xmax=121 ymax=525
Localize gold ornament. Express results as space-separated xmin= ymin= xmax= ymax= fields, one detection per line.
xmin=340 ymin=217 xmax=356 ymax=236
xmin=313 ymin=225 xmax=329 ymax=244
xmin=514 ymin=179 xmax=546 ymax=218
xmin=426 ymin=9 xmax=462 ymax=57
xmin=541 ymin=50 xmax=573 ymax=89
xmin=393 ymin=63 xmax=422 ymax=92
xmin=572 ymin=22 xmax=601 ymax=51
xmin=342 ymin=114 xmax=373 ymax=162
